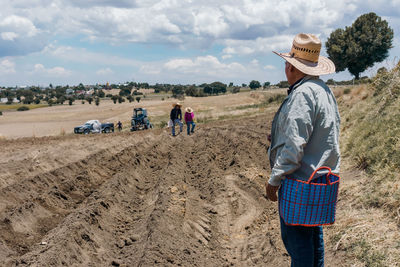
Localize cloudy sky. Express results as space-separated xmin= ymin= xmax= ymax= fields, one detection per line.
xmin=0 ymin=0 xmax=399 ymax=87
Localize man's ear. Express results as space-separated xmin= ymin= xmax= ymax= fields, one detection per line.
xmin=288 ymin=63 xmax=295 ymax=73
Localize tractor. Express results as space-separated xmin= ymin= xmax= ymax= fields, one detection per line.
xmin=130 ymin=108 xmax=153 ymax=131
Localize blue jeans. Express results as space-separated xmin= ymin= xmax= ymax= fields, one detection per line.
xmin=186 ymin=121 xmax=196 ymax=135
xmin=280 ymin=217 xmax=324 ymax=267
xmin=172 ymin=119 xmax=183 ymax=136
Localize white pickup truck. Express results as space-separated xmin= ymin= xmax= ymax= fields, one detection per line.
xmin=74 ymin=120 xmax=114 ymax=134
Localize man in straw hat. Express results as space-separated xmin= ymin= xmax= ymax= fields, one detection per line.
xmin=265 ymin=33 xmax=340 ymax=266
xmin=170 ymin=102 xmax=183 ymax=136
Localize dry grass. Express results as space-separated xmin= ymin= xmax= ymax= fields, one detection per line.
xmin=0 ymin=103 xmax=48 ymax=111
xmin=334 ymin=63 xmax=400 ymax=266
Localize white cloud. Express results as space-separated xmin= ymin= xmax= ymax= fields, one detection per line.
xmin=251 ymin=59 xmax=259 ymax=65
xmin=0 ymin=15 xmax=38 ymax=37
xmin=96 ymin=68 xmax=114 ymax=75
xmin=163 ymin=55 xmax=246 ymax=77
xmin=264 ymin=65 xmax=276 ymax=70
xmin=1 ymin=32 xmax=18 ymax=41
xmin=140 ymin=65 xmax=161 ymax=75
xmin=223 ymin=35 xmax=294 ymax=56
xmin=0 ymin=59 xmax=16 ymax=74
xmin=193 ymin=8 xmax=228 ymax=37
xmin=43 ymin=45 xmax=140 ymax=66
xmin=33 ymin=63 xmax=71 ymax=76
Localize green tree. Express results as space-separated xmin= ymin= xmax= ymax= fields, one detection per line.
xmin=6 ymin=96 xmax=13 ymax=104
xmin=95 ymin=97 xmax=100 ymax=106
xmin=203 ymin=85 xmax=212 ymax=95
xmin=276 ymin=81 xmax=290 ymax=88
xmin=68 ymin=97 xmax=75 ymax=105
xmin=47 ymin=99 xmax=54 ymax=106
xmin=172 ymin=85 xmax=184 ymax=98
xmin=86 ymin=96 xmax=93 ymax=104
xmin=232 ymin=87 xmax=240 ymax=94
xmin=263 ymin=82 xmax=270 ymax=88
xmin=127 ymin=95 xmax=133 ymax=103
xmin=210 ymin=82 xmax=227 ymax=95
xmin=185 ymin=85 xmax=198 ymax=96
xmin=326 ymin=12 xmax=393 ymax=79
xmin=135 ymin=96 xmax=141 ymax=103
xmin=57 ymin=96 xmax=66 ymax=104
xmin=249 ymin=80 xmax=261 ymax=90
xmin=111 ymin=95 xmax=118 ymax=104
xmin=118 ymin=96 xmax=125 ymax=103
xmin=97 ymin=89 xmax=105 ymax=98
xmin=119 ymin=88 xmax=131 ymax=96
xmin=22 ymin=90 xmax=34 ymax=104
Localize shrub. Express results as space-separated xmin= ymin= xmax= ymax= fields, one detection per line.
xmin=0 ymin=111 xmax=2 ymax=116
xmin=343 ymin=88 xmax=351 ymax=94
xmin=232 ymin=87 xmax=240 ymax=94
xmin=17 ymin=106 xmax=30 ymax=111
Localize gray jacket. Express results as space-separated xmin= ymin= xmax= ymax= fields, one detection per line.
xmin=268 ymin=76 xmax=340 ymax=186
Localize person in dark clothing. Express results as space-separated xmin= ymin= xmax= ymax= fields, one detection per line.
xmin=117 ymin=121 xmax=122 ymax=132
xmin=170 ymin=103 xmax=183 ymax=136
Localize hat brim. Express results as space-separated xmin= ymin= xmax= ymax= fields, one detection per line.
xmin=185 ymin=108 xmax=193 ymax=113
xmin=273 ymin=51 xmax=335 ymax=76
xmin=172 ymin=103 xmax=182 ymax=107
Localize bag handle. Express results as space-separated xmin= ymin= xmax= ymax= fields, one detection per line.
xmin=307 ymin=166 xmax=332 ymax=184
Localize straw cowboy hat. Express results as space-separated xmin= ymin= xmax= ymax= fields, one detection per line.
xmin=172 ymin=102 xmax=182 ymax=108
xmin=185 ymin=107 xmax=193 ymax=113
xmin=273 ymin=33 xmax=335 ymax=76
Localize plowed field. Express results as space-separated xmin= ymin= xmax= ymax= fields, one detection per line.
xmin=1 ymin=113 xmax=356 ymax=266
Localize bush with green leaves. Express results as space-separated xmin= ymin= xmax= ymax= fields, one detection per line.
xmin=17 ymin=106 xmax=30 ymax=111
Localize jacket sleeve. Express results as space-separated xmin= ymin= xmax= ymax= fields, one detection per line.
xmin=268 ymin=90 xmax=315 ymax=186
xmin=170 ymin=110 xmax=174 ymax=120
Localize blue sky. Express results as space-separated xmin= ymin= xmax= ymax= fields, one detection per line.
xmin=0 ymin=0 xmax=399 ymax=87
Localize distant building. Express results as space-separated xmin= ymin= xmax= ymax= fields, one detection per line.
xmin=1 ymin=98 xmax=20 ymax=103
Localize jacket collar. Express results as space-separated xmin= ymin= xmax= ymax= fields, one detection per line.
xmin=287 ymin=75 xmax=318 ymax=95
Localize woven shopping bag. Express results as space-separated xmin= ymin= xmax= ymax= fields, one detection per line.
xmin=279 ymin=166 xmax=340 ymax=226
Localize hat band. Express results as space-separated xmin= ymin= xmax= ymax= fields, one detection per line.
xmin=290 ymin=44 xmax=319 ymax=63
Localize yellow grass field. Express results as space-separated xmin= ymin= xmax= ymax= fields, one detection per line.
xmin=0 ymin=91 xmax=282 ymax=138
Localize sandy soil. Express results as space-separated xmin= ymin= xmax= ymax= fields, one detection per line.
xmin=0 ymin=92 xmax=268 ymax=138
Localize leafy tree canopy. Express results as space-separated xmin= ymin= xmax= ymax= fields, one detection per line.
xmin=249 ymin=80 xmax=261 ymax=90
xmin=326 ymin=12 xmax=393 ymax=79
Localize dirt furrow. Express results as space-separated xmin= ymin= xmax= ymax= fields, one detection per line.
xmin=1 ymin=115 xmax=297 ymax=266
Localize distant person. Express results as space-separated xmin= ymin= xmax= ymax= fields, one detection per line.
xmin=170 ymin=103 xmax=183 ymax=136
xmin=184 ymin=107 xmax=196 ymax=135
xmin=265 ymin=33 xmax=340 ymax=266
xmin=117 ymin=121 xmax=122 ymax=132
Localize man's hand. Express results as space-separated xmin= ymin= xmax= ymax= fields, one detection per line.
xmin=265 ymin=182 xmax=279 ymax=201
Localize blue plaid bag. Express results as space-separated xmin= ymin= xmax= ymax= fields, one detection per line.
xmin=279 ymin=167 xmax=340 ymax=226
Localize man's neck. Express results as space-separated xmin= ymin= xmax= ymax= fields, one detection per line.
xmin=289 ymin=73 xmax=306 ymax=86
